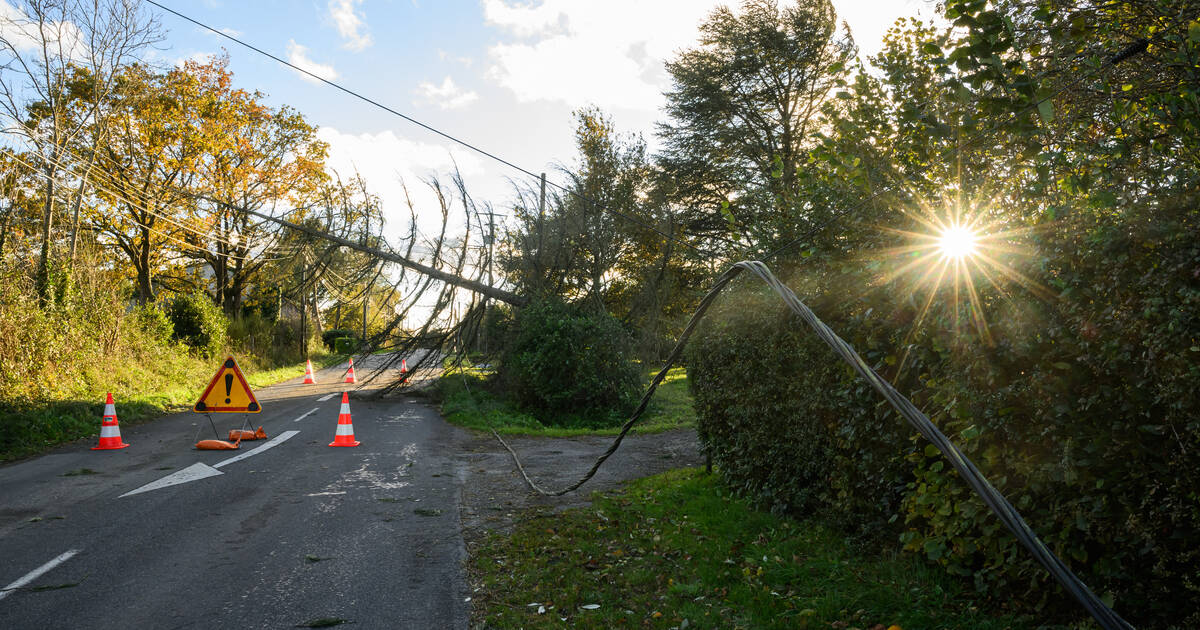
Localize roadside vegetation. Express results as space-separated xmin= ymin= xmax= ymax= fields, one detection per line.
xmin=471 ymin=468 xmax=1046 ymax=630
xmin=0 ymin=267 xmax=338 ymax=462
xmin=437 ymin=364 xmax=695 ymax=437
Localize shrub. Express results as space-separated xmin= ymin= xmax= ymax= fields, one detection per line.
xmin=132 ymin=303 xmax=174 ymax=346
xmin=500 ymin=298 xmax=640 ymax=426
xmin=268 ymin=319 xmax=303 ymax=363
xmin=333 ymin=336 xmax=357 ymax=354
xmin=322 ymin=328 xmax=357 ymax=351
xmin=166 ymin=292 xmax=228 ymax=358
xmin=227 ymin=311 xmax=272 ymax=355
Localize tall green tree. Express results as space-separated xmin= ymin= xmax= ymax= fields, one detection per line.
xmin=656 ymin=0 xmax=853 ymax=253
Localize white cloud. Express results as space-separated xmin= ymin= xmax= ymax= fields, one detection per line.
xmin=0 ymin=0 xmax=88 ymax=61
xmin=173 ymin=51 xmax=217 ymax=68
xmin=482 ymin=0 xmax=936 ymax=112
xmin=317 ymin=127 xmax=491 ymax=237
xmin=218 ymin=27 xmax=242 ymax=38
xmin=328 ymin=0 xmax=372 ymax=51
xmin=414 ymin=76 xmax=479 ymax=110
xmin=286 ymin=40 xmax=338 ymax=82
xmin=482 ymin=0 xmax=724 ymax=112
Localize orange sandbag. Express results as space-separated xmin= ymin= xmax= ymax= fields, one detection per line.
xmin=228 ymin=426 xmax=268 ymax=441
xmin=196 ymin=436 xmax=241 ymax=450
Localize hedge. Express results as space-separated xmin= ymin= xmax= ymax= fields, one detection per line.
xmin=686 ymin=205 xmax=1200 ymax=628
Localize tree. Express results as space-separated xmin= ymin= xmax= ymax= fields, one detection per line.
xmin=86 ymin=62 xmax=206 ymax=303
xmin=0 ymin=0 xmax=160 ymax=304
xmin=186 ymin=56 xmax=329 ymax=316
xmin=501 ymin=107 xmax=654 ymax=312
xmin=656 ymin=0 xmax=853 ymax=253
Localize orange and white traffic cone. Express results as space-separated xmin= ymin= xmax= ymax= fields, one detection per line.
xmin=303 ymin=358 xmax=317 ymax=384
xmin=328 ymin=392 xmax=360 ymax=447
xmin=344 ymin=357 xmax=357 ymax=384
xmin=400 ymin=358 xmax=408 ymax=383
xmin=92 ymin=392 xmax=130 ymax=450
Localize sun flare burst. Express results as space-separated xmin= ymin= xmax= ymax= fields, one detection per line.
xmin=872 ymin=194 xmax=1047 ymax=357
xmin=938 ymin=224 xmax=978 ymax=260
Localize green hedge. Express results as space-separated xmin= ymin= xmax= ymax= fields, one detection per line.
xmin=687 ymin=205 xmax=1200 ymax=627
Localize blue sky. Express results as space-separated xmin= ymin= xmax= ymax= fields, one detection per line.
xmin=147 ymin=0 xmax=934 ymax=237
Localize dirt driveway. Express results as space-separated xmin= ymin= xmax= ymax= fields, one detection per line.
xmin=457 ymin=428 xmax=704 ymax=542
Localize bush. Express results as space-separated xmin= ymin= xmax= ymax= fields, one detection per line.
xmin=166 ymin=292 xmax=228 ymax=358
xmin=227 ymin=311 xmax=272 ymax=355
xmin=322 ymin=328 xmax=357 ymax=351
xmin=500 ymin=298 xmax=640 ymax=426
xmin=132 ymin=303 xmax=174 ymax=346
xmin=333 ymin=336 xmax=357 ymax=354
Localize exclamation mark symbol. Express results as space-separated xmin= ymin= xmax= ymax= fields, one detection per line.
xmin=224 ymin=373 xmax=233 ymax=404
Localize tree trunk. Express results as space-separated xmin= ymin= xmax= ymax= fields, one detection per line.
xmin=137 ymin=224 xmax=154 ymax=304
xmin=0 ymin=202 xmax=10 ymax=259
xmin=311 ymin=286 xmax=324 ymax=336
xmin=67 ymin=157 xmax=97 ymax=267
xmin=35 ymin=165 xmax=56 ymax=306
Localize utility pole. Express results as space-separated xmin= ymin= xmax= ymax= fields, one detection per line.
xmin=536 ymin=172 xmax=546 ymax=288
xmin=477 ymin=208 xmax=498 ymax=355
xmin=362 ymin=212 xmax=371 ymax=349
xmin=299 ymin=261 xmax=307 ymax=359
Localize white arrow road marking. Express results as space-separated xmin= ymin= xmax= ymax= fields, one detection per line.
xmin=294 ymin=407 xmax=320 ymax=422
xmin=121 ymin=430 xmax=300 ymax=498
xmin=213 ymin=430 xmax=300 ymax=469
xmin=0 ymin=549 xmax=81 ymax=602
xmin=317 ymin=393 xmax=337 ymax=402
xmin=120 ymin=463 xmax=224 ymax=498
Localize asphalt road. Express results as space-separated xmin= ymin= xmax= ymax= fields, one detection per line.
xmin=0 ymin=353 xmax=470 ymax=629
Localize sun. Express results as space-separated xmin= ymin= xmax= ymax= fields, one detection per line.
xmin=938 ymin=224 xmax=978 ymax=260
xmin=871 ymin=193 xmax=1049 ymax=354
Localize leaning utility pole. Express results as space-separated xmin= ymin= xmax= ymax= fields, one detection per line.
xmin=218 ymin=199 xmax=526 ymax=306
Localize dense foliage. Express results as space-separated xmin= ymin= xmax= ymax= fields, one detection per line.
xmin=499 ymin=298 xmax=640 ymax=427
xmin=166 ymin=292 xmax=229 ymax=358
xmin=685 ymin=1 xmax=1200 ymax=626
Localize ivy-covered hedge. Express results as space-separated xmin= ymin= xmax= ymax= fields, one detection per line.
xmin=687 ymin=204 xmax=1200 ymax=627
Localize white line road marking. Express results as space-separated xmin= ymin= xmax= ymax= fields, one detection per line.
xmin=306 ymin=491 xmax=346 ymax=497
xmin=317 ymin=393 xmax=336 ymax=402
xmin=120 ymin=463 xmax=223 ymax=498
xmin=0 ymin=549 xmax=81 ymax=601
xmin=212 ymin=430 xmax=300 ymax=469
xmin=294 ymin=407 xmax=320 ymax=422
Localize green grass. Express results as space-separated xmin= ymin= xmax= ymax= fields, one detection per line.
xmin=471 ymin=468 xmax=1050 ymax=630
xmin=0 ymin=350 xmax=337 ymax=462
xmin=437 ymin=365 xmax=696 ymax=437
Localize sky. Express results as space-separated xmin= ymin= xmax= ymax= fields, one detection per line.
xmin=140 ymin=0 xmax=937 ymax=242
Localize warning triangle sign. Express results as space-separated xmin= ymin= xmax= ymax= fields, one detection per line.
xmin=194 ymin=356 xmax=261 ymax=413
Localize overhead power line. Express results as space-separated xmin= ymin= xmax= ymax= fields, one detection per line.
xmin=143 ymin=0 xmax=696 ymax=255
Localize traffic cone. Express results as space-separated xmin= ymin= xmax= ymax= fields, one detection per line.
xmin=92 ymin=393 xmax=130 ymax=450
xmin=303 ymin=358 xmax=316 ymax=384
xmin=328 ymin=392 xmax=360 ymax=447
xmin=344 ymin=357 xmax=357 ymax=384
xmin=400 ymin=358 xmax=408 ymax=383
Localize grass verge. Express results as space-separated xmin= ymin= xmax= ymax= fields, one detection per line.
xmin=471 ymin=468 xmax=1048 ymax=630
xmin=437 ymin=366 xmax=696 ymax=437
xmin=0 ymin=350 xmax=337 ymax=463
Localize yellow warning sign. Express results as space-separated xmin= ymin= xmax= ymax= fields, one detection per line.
xmin=193 ymin=356 xmax=261 ymax=413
